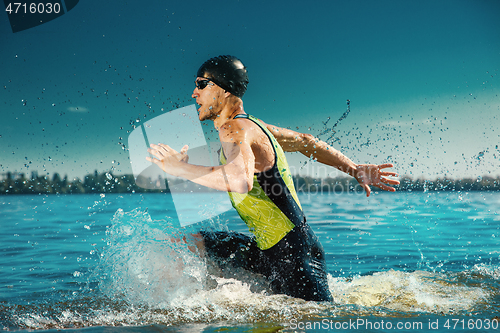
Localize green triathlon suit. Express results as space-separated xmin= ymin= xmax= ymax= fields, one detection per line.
xmin=201 ymin=114 xmax=332 ymax=302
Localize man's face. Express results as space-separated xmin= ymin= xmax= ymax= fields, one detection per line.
xmin=192 ymin=77 xmax=224 ymax=122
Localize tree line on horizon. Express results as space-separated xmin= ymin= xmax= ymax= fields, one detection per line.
xmin=0 ymin=170 xmax=499 ymax=195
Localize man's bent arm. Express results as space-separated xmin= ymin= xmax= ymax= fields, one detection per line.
xmin=174 ymin=159 xmax=251 ymax=194
xmin=147 ymin=125 xmax=255 ymax=194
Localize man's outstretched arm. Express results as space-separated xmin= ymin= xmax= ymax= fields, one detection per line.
xmin=265 ymin=123 xmax=399 ymax=197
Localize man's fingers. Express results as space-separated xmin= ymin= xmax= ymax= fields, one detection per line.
xmin=380 ymin=171 xmax=398 ymax=177
xmin=378 ymin=163 xmax=394 ymax=169
xmin=148 ymin=143 xmax=188 ymax=165
xmin=180 ymin=145 xmax=189 ymax=163
xmin=380 ymin=185 xmax=396 ymax=192
xmin=381 ymin=177 xmax=400 ymax=185
xmin=372 ymin=176 xmax=399 ymax=192
xmin=149 ymin=143 xmax=180 ymax=155
xmin=158 ymin=143 xmax=174 ymax=153
xmin=373 ymin=183 xmax=396 ymax=192
xmin=146 ymin=156 xmax=160 ymax=166
xmin=362 ymin=184 xmax=371 ymax=197
xmin=147 ymin=148 xmax=164 ymax=160
xmin=357 ymin=163 xmax=400 ymax=196
xmin=382 ymin=184 xmax=397 ymax=192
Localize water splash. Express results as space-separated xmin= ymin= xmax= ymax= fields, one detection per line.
xmin=93 ymin=210 xmax=490 ymax=316
xmin=300 ymin=100 xmax=352 ymax=170
xmin=318 ymin=99 xmax=351 ymax=145
xmin=95 ymin=208 xmax=206 ymax=307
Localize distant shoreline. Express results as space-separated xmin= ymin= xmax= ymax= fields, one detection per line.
xmin=1 ymin=171 xmax=498 ymax=195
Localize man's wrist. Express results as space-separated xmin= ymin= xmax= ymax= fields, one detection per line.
xmin=337 ymin=163 xmax=358 ymax=177
xmin=348 ymin=163 xmax=359 ymax=178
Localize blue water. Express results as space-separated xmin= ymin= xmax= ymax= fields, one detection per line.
xmin=1 ymin=191 xmax=499 ymax=332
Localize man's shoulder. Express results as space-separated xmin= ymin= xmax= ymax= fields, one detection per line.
xmin=220 ymin=116 xmax=261 ymax=132
xmin=219 ymin=116 xmax=274 ymax=148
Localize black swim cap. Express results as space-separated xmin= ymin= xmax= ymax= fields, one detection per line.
xmin=196 ymin=55 xmax=249 ymax=98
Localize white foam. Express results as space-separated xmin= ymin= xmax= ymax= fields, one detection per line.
xmin=13 ymin=267 xmax=494 ymax=330
xmin=328 ymin=269 xmax=489 ymax=313
xmin=471 ymin=263 xmax=500 ymax=280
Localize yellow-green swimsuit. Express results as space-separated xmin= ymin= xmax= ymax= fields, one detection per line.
xmin=219 ymin=114 xmax=305 ymax=250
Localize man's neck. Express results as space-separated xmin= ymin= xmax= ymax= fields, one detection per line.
xmin=214 ymin=100 xmax=245 ymax=130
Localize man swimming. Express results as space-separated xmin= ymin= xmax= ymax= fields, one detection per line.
xmin=146 ymin=55 xmax=399 ymax=301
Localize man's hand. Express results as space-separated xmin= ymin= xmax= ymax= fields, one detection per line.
xmin=353 ymin=163 xmax=399 ymax=197
xmin=146 ymin=143 xmax=189 ymax=176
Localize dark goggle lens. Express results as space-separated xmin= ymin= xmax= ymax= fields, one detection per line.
xmin=195 ymin=79 xmax=211 ymax=89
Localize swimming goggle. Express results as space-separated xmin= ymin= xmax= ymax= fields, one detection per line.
xmin=195 ymin=79 xmax=214 ymax=90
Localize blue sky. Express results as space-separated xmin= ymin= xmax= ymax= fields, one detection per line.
xmin=1 ymin=0 xmax=499 ymax=181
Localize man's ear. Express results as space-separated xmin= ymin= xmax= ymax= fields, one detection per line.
xmin=224 ymin=91 xmax=232 ymax=98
